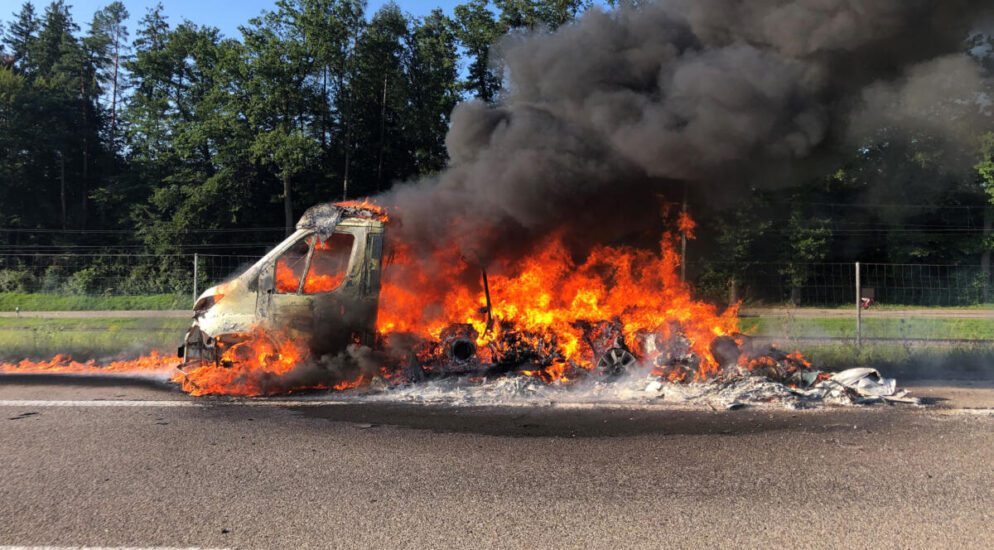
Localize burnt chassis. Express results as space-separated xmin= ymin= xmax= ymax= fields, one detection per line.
xmin=177 ymin=203 xmax=642 ymax=380
xmin=401 ymin=316 xmax=642 ymax=382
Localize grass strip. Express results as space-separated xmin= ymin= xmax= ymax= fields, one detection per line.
xmin=0 ymin=293 xmax=189 ymax=312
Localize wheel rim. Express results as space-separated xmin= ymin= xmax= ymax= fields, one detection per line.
xmin=597 ymin=347 xmax=637 ymax=377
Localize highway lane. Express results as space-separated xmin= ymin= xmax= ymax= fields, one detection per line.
xmin=0 ymin=378 xmax=992 ymax=549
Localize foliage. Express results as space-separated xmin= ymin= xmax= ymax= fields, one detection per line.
xmin=0 ymin=268 xmax=35 ymax=292
xmin=0 ymin=1 xmax=991 ymax=306
xmin=978 ymin=132 xmax=994 ymax=199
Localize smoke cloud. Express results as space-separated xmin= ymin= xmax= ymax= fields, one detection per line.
xmin=382 ymin=0 xmax=993 ymax=262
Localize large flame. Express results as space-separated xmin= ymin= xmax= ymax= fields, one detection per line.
xmin=175 ymin=328 xmax=311 ymax=396
xmin=0 ymin=351 xmax=175 ymax=376
xmin=0 ymin=204 xmax=780 ymax=396
xmin=377 ymin=224 xmax=739 ymax=382
xmin=276 ymin=235 xmax=351 ymax=294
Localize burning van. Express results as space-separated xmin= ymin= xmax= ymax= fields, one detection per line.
xmin=179 ymin=202 xmax=386 ymax=367
xmin=178 ymin=199 xmax=825 ymax=393
xmin=177 ymin=199 xmax=641 ymax=380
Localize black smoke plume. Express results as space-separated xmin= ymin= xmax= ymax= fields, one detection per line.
xmin=382 ymin=0 xmax=992 ymax=263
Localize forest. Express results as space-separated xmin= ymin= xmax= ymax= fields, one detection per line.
xmin=1 ymin=0 xmax=993 ymax=303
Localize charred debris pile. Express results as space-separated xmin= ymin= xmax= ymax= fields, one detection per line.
xmin=382 ymin=316 xmax=914 ymax=408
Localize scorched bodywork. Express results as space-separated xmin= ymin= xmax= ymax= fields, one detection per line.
xmin=179 ymin=202 xmax=385 ymax=367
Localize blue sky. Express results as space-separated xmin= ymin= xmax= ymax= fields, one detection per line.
xmin=1 ymin=1 xmax=464 ymax=38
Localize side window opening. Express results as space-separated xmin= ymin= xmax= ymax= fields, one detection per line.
xmin=275 ymin=239 xmax=310 ymax=294
xmin=303 ymin=232 xmax=355 ymax=294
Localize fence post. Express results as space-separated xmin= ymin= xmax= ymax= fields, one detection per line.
xmin=193 ymin=253 xmax=199 ymax=305
xmin=855 ymin=261 xmax=861 ymax=349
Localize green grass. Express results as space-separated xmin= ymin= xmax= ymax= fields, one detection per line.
xmin=739 ymin=317 xmax=994 ymax=340
xmin=0 ymin=293 xmax=189 ymax=311
xmin=0 ymin=317 xmax=189 ymax=361
xmin=738 ymin=315 xmax=994 ymax=377
xmin=786 ymin=342 xmax=994 ymax=378
xmin=744 ymin=303 xmax=994 ymax=310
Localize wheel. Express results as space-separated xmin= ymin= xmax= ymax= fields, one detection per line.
xmin=596 ymin=347 xmax=637 ymax=377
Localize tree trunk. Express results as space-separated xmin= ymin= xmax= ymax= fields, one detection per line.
xmin=321 ymin=65 xmax=328 ymax=150
xmin=59 ymin=152 xmax=67 ymax=230
xmin=790 ymin=285 xmax=801 ymax=306
xmin=341 ymin=26 xmax=358 ymax=201
xmin=81 ymin=132 xmax=88 ymax=229
xmin=77 ymin=65 xmax=88 ymax=229
xmin=983 ymin=208 xmax=992 ymax=303
xmin=284 ymin=173 xmax=293 ymax=237
xmin=376 ymin=75 xmax=388 ymax=192
xmin=81 ymin=98 xmax=89 ymax=229
xmin=110 ymin=30 xmax=120 ymax=148
xmin=728 ymin=276 xmax=738 ymax=305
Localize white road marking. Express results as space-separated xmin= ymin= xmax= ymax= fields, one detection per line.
xmin=0 ymin=399 xmax=349 ymax=408
xmin=0 ymin=400 xmax=198 ymax=407
xmin=0 ymin=547 xmax=228 ymax=550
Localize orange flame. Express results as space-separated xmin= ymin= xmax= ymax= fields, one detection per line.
xmin=377 ymin=222 xmax=740 ymax=382
xmin=0 ymin=351 xmax=175 ymax=375
xmin=335 ymin=199 xmax=389 ymax=221
xmin=175 ymin=328 xmax=311 ymax=396
xmin=275 ymin=259 xmax=301 ymax=293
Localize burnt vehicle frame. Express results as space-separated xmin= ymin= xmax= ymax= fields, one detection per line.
xmin=178 ymin=202 xmax=643 ymax=379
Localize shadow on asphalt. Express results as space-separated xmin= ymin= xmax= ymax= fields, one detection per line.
xmin=0 ymin=373 xmax=919 ymax=439
xmin=289 ymin=402 xmax=903 ymax=438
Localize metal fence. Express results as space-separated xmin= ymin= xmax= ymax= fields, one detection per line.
xmin=0 ymin=253 xmax=262 ymax=300
xmin=691 ymin=261 xmax=994 ymax=307
xmin=2 ymin=254 xmax=994 ymax=308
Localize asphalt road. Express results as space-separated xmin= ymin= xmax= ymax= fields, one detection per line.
xmin=0 ymin=378 xmax=993 ymax=549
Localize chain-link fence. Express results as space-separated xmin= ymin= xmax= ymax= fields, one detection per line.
xmin=692 ymin=261 xmax=994 ymax=307
xmin=0 ymin=253 xmax=262 ymax=301
xmin=2 ymin=254 xmax=993 ymax=308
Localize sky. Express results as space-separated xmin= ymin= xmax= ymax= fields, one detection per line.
xmin=0 ymin=0 xmax=464 ymax=38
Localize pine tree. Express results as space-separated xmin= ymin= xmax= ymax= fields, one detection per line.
xmin=405 ymin=9 xmax=459 ymax=175
xmin=124 ymin=4 xmax=171 ymax=162
xmin=3 ymin=2 xmax=39 ymax=74
xmin=87 ymin=1 xmax=129 ymax=149
xmin=33 ymin=1 xmax=78 ymax=78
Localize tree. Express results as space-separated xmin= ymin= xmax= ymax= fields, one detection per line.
xmin=345 ymin=2 xmax=408 ymax=194
xmin=496 ymin=0 xmax=588 ymax=30
xmin=976 ymin=132 xmax=994 ymax=301
xmin=87 ymin=1 xmax=130 ymax=148
xmin=123 ymin=4 xmax=171 ymax=163
xmin=3 ymin=2 xmax=39 ymax=74
xmin=33 ymin=1 xmax=78 ymax=77
xmin=252 ymin=128 xmax=321 ymax=234
xmin=0 ymin=64 xmax=28 ymax=233
xmin=453 ymin=0 xmax=588 ymax=102
xmin=706 ymin=200 xmax=772 ymax=304
xmin=453 ymin=0 xmax=502 ymax=102
xmin=978 ymin=132 xmax=994 ymax=195
xmin=242 ymin=0 xmax=325 ymax=230
xmin=781 ymin=211 xmax=832 ymax=305
xmin=297 ymin=0 xmax=365 ymax=153
xmin=404 ymin=9 xmax=459 ymax=175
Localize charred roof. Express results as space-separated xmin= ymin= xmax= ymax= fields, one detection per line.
xmin=296 ymin=201 xmax=387 ymax=238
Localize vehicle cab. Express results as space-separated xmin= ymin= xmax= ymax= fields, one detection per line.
xmin=180 ymin=202 xmax=386 ymax=366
